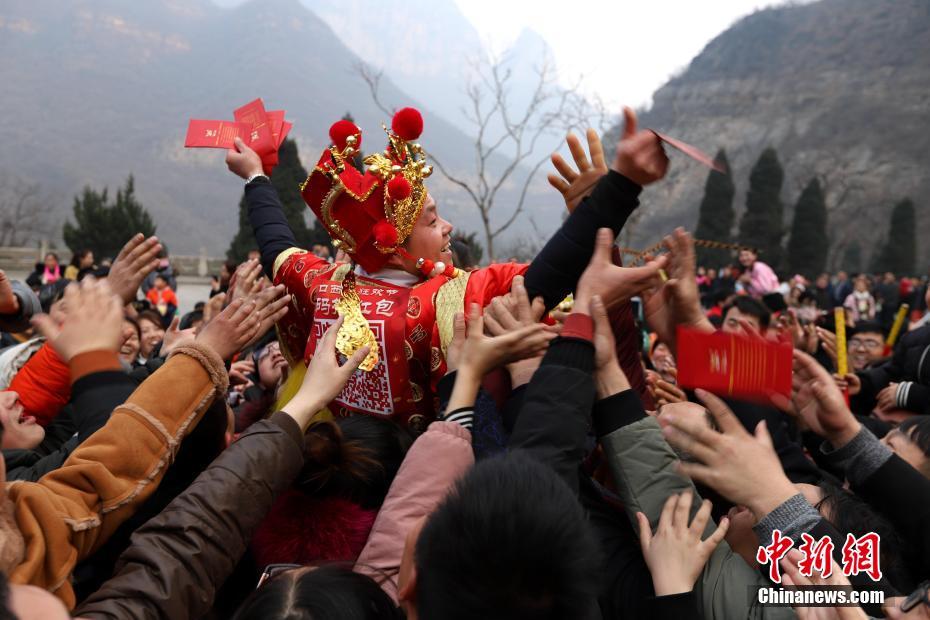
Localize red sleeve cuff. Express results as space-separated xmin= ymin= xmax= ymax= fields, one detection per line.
xmin=561 ymin=313 xmax=593 ymax=342
xmin=69 ymin=350 xmax=123 ymax=384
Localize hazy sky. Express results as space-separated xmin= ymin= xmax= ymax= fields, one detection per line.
xmin=453 ymin=0 xmax=797 ymax=108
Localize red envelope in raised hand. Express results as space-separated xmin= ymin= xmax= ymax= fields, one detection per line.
xmin=184 ymin=120 xmax=251 ymax=149
xmin=675 ymin=326 xmax=792 ymax=402
xmin=279 ymin=120 xmax=293 ymax=145
xmin=234 ymin=98 xmax=276 ymax=157
xmin=651 ymin=131 xmax=726 ymax=173
xmin=267 ymin=109 xmax=285 ymax=146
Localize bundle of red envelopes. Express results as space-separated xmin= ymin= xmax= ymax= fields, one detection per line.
xmin=675 ymin=326 xmax=792 ymax=403
xmin=185 ymin=98 xmax=291 ymax=175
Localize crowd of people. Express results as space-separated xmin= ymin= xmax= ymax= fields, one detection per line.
xmin=0 ymin=106 xmax=928 ymax=620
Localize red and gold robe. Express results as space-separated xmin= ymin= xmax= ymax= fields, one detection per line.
xmin=272 ymin=248 xmax=526 ymax=431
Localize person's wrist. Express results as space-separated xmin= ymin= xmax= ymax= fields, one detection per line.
xmin=245 ymin=171 xmax=268 ymax=184
xmin=596 ymin=363 xmax=629 ymax=399
xmin=747 ymin=479 xmax=798 ymax=522
xmin=827 ymin=420 xmax=862 ymax=449
xmin=650 ymin=571 xmax=694 ymax=596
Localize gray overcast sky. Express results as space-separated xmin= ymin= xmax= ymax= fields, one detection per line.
xmin=212 ymin=0 xmax=800 ymax=107
xmin=452 ymin=0 xmax=799 ymax=108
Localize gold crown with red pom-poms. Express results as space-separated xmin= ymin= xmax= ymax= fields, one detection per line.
xmin=302 ymin=107 xmax=457 ymax=278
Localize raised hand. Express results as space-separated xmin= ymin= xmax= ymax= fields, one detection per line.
xmin=242 ymin=283 xmax=291 ymax=350
xmin=161 ymin=315 xmax=197 ymax=356
xmin=785 ymin=350 xmax=861 ymax=448
xmin=636 ymin=491 xmax=729 ymax=596
xmin=32 ymin=278 xmax=123 ymax=362
xmin=107 ymin=234 xmax=162 ymax=304
xmin=483 ymin=275 xmax=550 ymax=386
xmin=282 ymin=315 xmax=369 ymax=430
xmin=195 ymin=299 xmax=262 ymax=361
xmin=229 ymin=259 xmax=265 ymax=305
xmin=611 ymin=107 xmax=669 ymax=186
xmin=659 ymin=389 xmax=798 ymax=521
xmin=225 ymin=136 xmax=264 ymax=180
xmin=547 ymin=129 xmax=609 ymax=213
xmin=576 ymin=228 xmax=668 ymax=312
xmin=642 ymin=228 xmax=713 ymax=353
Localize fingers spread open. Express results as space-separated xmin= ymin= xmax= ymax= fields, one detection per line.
xmin=566 ymin=132 xmax=590 ymax=171
xmin=695 ymin=389 xmax=745 ymax=436
xmin=550 ymin=153 xmax=578 ymax=183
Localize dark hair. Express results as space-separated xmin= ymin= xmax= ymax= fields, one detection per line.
xmin=123 ymin=315 xmax=141 ymax=338
xmin=852 ymin=320 xmax=886 ymax=338
xmin=179 ymin=310 xmax=204 ymax=330
xmin=897 ymin=417 xmax=930 ymax=460
xmin=722 ymin=296 xmax=771 ymax=329
xmin=0 ymin=571 xmax=14 ymax=620
xmin=298 ymin=416 xmax=413 ymax=510
xmin=69 ymin=248 xmax=92 ymax=268
xmin=137 ymin=310 xmax=164 ymax=329
xmin=817 ymin=479 xmax=913 ymax=591
xmin=415 ymin=452 xmax=599 ymax=620
xmin=38 ymin=279 xmax=71 ymax=313
xmin=233 ymin=564 xmax=401 ymax=620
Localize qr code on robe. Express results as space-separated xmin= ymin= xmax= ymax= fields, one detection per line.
xmin=313 ymin=318 xmax=393 ymax=415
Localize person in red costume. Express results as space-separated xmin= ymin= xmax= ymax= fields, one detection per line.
xmin=225 ymin=106 xmax=670 ymax=430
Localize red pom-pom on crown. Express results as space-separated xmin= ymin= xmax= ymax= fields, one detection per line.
xmin=391 ymin=107 xmax=423 ymax=141
xmin=387 ymin=175 xmax=412 ymax=201
xmin=329 ymin=119 xmax=361 ymax=152
xmin=373 ymin=220 xmax=399 ymax=248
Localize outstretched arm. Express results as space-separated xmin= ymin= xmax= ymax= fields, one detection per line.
xmin=524 ymin=109 xmax=669 ymax=310
xmin=226 ymin=137 xmax=300 ymax=279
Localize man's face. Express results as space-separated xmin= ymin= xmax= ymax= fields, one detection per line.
xmin=738 ymin=250 xmax=756 ymax=268
xmin=848 ymin=331 xmax=884 ymax=371
xmin=400 ymin=194 xmax=453 ymax=273
xmin=0 ymin=391 xmax=44 ymax=450
xmin=723 ymin=306 xmax=761 ymax=334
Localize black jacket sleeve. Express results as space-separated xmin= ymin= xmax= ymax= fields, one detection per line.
xmin=508 ymin=335 xmax=596 ymax=494
xmin=243 ymin=178 xmax=300 ymax=278
xmin=523 ymin=171 xmax=641 ymax=310
xmin=4 ymin=370 xmax=137 ymax=482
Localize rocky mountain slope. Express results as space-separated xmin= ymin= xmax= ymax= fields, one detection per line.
xmin=619 ymin=0 xmax=930 ymax=269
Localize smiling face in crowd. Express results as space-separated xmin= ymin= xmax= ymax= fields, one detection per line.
xmin=138 ymin=316 xmax=164 ymax=359
xmin=848 ymin=330 xmax=884 ymax=371
xmin=119 ymin=319 xmax=141 ymax=365
xmin=0 ymin=391 xmax=44 ymax=451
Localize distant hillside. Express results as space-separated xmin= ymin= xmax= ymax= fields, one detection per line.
xmin=0 ymin=0 xmax=547 ymax=254
xmin=612 ymin=0 xmax=930 ymax=270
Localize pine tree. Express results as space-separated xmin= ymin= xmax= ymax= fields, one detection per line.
xmin=694 ymin=149 xmax=735 ymax=268
xmin=63 ymin=175 xmax=157 ymax=259
xmin=786 ymin=178 xmax=828 ymax=278
xmin=738 ymin=148 xmax=784 ymax=269
xmin=872 ymin=198 xmax=917 ymax=275
xmin=843 ymin=242 xmax=862 ymax=273
xmin=227 ymin=138 xmax=330 ymax=262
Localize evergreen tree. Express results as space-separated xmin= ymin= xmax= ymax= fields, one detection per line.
xmin=786 ymin=178 xmax=828 ymax=278
xmin=227 ymin=138 xmax=329 ymax=262
xmin=63 ymin=175 xmax=156 ymax=259
xmin=738 ymin=148 xmax=784 ymax=269
xmin=694 ymin=149 xmax=735 ymax=268
xmin=843 ymin=242 xmax=862 ymax=273
xmin=872 ymin=198 xmax=917 ymax=275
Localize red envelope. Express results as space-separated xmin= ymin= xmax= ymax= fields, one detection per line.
xmin=675 ymin=326 xmax=792 ymax=402
xmin=279 ymin=120 xmax=293 ymax=145
xmin=267 ymin=109 xmax=285 ymax=146
xmin=184 ymin=120 xmax=251 ymax=149
xmin=651 ymin=131 xmax=726 ymax=173
xmin=234 ymin=98 xmax=275 ymax=157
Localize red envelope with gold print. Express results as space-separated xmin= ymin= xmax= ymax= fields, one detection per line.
xmin=184 ymin=120 xmax=251 ymax=148
xmin=675 ymin=326 xmax=792 ymax=402
xmin=233 ymin=98 xmax=275 ymax=157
